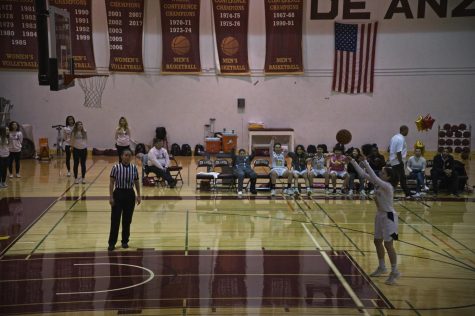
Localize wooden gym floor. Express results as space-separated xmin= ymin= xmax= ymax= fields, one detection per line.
xmin=0 ymin=155 xmax=474 ymax=315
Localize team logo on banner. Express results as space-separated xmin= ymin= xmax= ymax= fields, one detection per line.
xmin=49 ymin=0 xmax=96 ymax=71
xmin=212 ymin=0 xmax=250 ymax=75
xmin=105 ymin=0 xmax=144 ymax=73
xmin=160 ymin=0 xmax=201 ymax=74
xmin=0 ymin=0 xmax=38 ymax=69
xmin=264 ymin=0 xmax=304 ymax=74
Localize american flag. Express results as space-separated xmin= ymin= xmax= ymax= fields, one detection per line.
xmin=332 ymin=22 xmax=378 ymax=94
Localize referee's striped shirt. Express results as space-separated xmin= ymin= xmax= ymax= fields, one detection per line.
xmin=110 ymin=163 xmax=139 ymax=189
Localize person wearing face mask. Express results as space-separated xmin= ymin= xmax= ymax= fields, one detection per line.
xmin=431 ymin=148 xmax=459 ymax=196
xmin=232 ymin=148 xmax=257 ymax=196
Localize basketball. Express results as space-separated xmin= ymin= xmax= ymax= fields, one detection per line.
xmin=336 ymin=129 xmax=352 ymax=145
xmin=220 ymin=36 xmax=239 ymax=56
xmin=171 ymin=36 xmax=191 ymax=56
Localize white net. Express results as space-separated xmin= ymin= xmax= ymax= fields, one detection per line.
xmin=77 ymin=75 xmax=108 ymax=108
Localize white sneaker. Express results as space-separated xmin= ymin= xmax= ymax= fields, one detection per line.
xmin=360 ymin=190 xmax=366 ymax=197
xmin=285 ymin=188 xmax=293 ymax=195
xmin=423 ymin=185 xmax=429 ymax=191
xmin=325 ymin=189 xmax=331 ymax=194
xmin=385 ymin=271 xmax=401 ymax=285
xmin=237 ymin=191 xmax=243 ymax=196
xmin=293 ymin=187 xmax=300 ymax=195
xmin=66 ymin=171 xmax=71 ymax=177
xmin=370 ymin=266 xmax=388 ymax=277
xmin=369 ymin=190 xmax=375 ymax=195
xmin=348 ymin=189 xmax=353 ymax=196
xmin=81 ymin=178 xmax=86 ymax=184
xmin=271 ymin=189 xmax=276 ymax=196
xmin=16 ymin=174 xmax=21 ymax=178
xmin=412 ymin=192 xmax=421 ymax=198
xmin=74 ymin=178 xmax=80 ymax=184
xmin=9 ymin=174 xmax=13 ymax=178
xmin=0 ymin=182 xmax=5 ymax=188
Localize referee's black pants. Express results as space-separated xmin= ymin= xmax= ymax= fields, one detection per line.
xmin=108 ymin=188 xmax=136 ymax=247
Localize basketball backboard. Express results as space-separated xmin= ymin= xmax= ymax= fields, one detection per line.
xmin=35 ymin=1 xmax=74 ymax=91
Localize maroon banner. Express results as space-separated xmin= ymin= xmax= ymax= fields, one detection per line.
xmin=105 ymin=0 xmax=144 ymax=72
xmin=160 ymin=0 xmax=201 ymax=74
xmin=212 ymin=0 xmax=249 ymax=75
xmin=264 ymin=0 xmax=303 ymax=74
xmin=49 ymin=0 xmax=95 ymax=71
xmin=0 ymin=0 xmax=38 ymax=69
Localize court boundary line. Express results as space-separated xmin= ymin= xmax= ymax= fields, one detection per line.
xmin=398 ymin=202 xmax=475 ymax=255
xmin=26 ymin=164 xmax=108 ymax=257
xmin=344 ymin=251 xmax=394 ymax=309
xmin=0 ymin=160 xmax=98 ymax=259
xmin=289 ymin=197 xmax=335 ymax=252
xmin=301 ymin=223 xmax=370 ymax=316
xmin=56 ymin=263 xmax=155 ymax=295
xmin=307 ymin=196 xmax=366 ymax=256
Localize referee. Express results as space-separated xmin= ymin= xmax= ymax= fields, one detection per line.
xmin=108 ymin=148 xmax=141 ymax=251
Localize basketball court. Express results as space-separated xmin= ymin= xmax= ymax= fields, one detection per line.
xmin=0 ymin=157 xmax=474 ymax=315
xmin=1 ymin=0 xmax=474 ymax=315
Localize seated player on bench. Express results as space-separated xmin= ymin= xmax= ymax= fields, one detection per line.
xmin=232 ymin=148 xmax=257 ymax=196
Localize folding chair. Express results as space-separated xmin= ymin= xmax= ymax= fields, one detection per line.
xmin=141 ymin=154 xmax=165 ymax=187
xmin=213 ymin=159 xmax=235 ymax=191
xmin=253 ymin=159 xmax=271 ymax=190
xmin=168 ymin=155 xmax=183 ymax=184
xmin=196 ymin=159 xmax=214 ymax=191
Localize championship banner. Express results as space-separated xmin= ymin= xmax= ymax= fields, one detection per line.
xmin=105 ymin=0 xmax=144 ymax=73
xmin=0 ymin=0 xmax=38 ymax=69
xmin=264 ymin=0 xmax=303 ymax=74
xmin=212 ymin=0 xmax=249 ymax=75
xmin=160 ymin=0 xmax=201 ymax=74
xmin=49 ymin=0 xmax=95 ymax=71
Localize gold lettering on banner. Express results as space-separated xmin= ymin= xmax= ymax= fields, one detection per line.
xmin=113 ymin=57 xmax=140 ymax=63
xmin=173 ymin=57 xmax=190 ymax=63
xmin=165 ymin=64 xmax=198 ymax=70
xmin=109 ymin=1 xmax=141 ymax=9
xmin=5 ymin=53 xmax=34 ymax=60
xmin=111 ymin=64 xmax=142 ymax=70
xmin=223 ymin=58 xmax=238 ymax=64
xmin=51 ymin=0 xmax=87 ymax=5
xmin=276 ymin=57 xmax=292 ymax=63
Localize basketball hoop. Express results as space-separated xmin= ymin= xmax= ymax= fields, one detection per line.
xmin=67 ymin=74 xmax=108 ymax=108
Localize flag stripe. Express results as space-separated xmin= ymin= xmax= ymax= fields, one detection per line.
xmin=332 ymin=49 xmax=338 ymax=91
xmin=344 ymin=51 xmax=350 ymax=93
xmin=357 ymin=24 xmax=365 ymax=94
xmin=351 ymin=52 xmax=356 ymax=93
xmin=338 ymin=51 xmax=343 ymax=92
xmin=363 ymin=23 xmax=371 ymax=93
xmin=370 ymin=22 xmax=378 ymax=93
